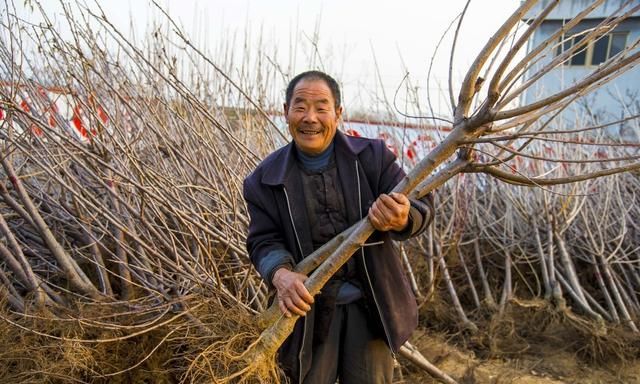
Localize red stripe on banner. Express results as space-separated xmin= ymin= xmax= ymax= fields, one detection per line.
xmin=406 ymin=147 xmax=415 ymax=161
xmin=48 ymin=114 xmax=57 ymax=128
xmin=72 ymin=105 xmax=88 ymax=138
xmin=31 ymin=125 xmax=43 ymax=136
xmin=20 ymin=100 xmax=30 ymax=113
xmin=97 ymin=105 xmax=108 ymax=124
xmin=345 ymin=129 xmax=361 ymax=137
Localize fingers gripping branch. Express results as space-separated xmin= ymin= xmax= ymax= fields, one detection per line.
xmin=272 ymin=268 xmax=314 ymax=318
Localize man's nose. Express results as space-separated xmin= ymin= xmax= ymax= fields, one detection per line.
xmin=302 ymin=109 xmax=318 ymax=123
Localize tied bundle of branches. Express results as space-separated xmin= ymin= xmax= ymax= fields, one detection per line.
xmin=0 ymin=0 xmax=283 ymax=380
xmin=0 ymin=3 xmax=271 ymax=306
xmin=0 ymin=0 xmax=638 ymax=383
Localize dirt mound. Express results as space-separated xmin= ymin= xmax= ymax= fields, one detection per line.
xmin=403 ymin=299 xmax=640 ymax=383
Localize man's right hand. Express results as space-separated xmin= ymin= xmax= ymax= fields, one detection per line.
xmin=272 ymin=268 xmax=314 ymax=317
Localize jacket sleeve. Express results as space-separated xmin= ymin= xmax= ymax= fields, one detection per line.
xmin=243 ymin=175 xmax=295 ymax=288
xmin=374 ymin=139 xmax=435 ymax=241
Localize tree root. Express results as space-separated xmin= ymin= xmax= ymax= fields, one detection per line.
xmin=185 ymin=326 xmax=284 ymax=383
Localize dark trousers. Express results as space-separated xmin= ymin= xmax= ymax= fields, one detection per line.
xmin=303 ymin=301 xmax=394 ymax=384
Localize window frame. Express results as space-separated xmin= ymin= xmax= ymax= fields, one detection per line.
xmin=557 ymin=31 xmax=628 ymax=67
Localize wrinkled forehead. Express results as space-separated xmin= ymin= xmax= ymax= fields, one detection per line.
xmin=290 ymin=79 xmax=335 ymax=105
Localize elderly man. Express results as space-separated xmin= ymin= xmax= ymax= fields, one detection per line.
xmin=243 ymin=70 xmax=433 ymax=384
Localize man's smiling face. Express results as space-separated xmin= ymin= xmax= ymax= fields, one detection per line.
xmin=285 ymin=79 xmax=343 ymax=155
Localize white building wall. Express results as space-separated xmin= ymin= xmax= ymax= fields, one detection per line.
xmin=524 ymin=0 xmax=640 ymax=20
xmin=522 ymin=0 xmax=640 ymax=141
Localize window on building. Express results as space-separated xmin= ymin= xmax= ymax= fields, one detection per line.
xmin=556 ymin=32 xmax=628 ymax=66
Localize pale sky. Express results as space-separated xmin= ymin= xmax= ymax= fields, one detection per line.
xmin=9 ymin=0 xmax=522 ymax=118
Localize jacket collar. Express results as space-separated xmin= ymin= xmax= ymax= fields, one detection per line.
xmin=261 ymin=130 xmax=368 ymax=186
xmin=260 ymin=130 xmax=368 ymax=259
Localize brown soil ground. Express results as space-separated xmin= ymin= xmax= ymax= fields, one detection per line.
xmin=396 ymin=299 xmax=640 ymax=384
xmin=398 ymin=329 xmax=640 ymax=383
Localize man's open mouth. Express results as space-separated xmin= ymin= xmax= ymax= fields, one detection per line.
xmin=299 ymin=128 xmax=322 ymax=135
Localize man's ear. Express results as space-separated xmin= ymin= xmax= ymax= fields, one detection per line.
xmin=336 ymin=105 xmax=343 ymax=121
xmin=283 ymin=103 xmax=289 ymax=122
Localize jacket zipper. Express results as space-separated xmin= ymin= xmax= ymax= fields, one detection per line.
xmin=282 ymin=186 xmax=307 ymax=384
xmin=355 ymin=160 xmax=396 ymax=358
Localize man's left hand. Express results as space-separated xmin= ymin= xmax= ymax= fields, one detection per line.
xmin=368 ymin=192 xmax=410 ymax=232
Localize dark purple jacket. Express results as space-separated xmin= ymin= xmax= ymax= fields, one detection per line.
xmin=243 ymin=131 xmax=434 ymax=382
